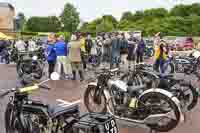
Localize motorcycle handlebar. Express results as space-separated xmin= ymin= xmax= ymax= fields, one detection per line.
xmin=0 ymin=88 xmax=15 ymax=98
xmin=0 ymin=91 xmax=10 ymax=98
xmin=39 ymin=84 xmax=51 ymax=90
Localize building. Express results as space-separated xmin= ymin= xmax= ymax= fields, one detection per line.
xmin=0 ymin=2 xmax=15 ymax=34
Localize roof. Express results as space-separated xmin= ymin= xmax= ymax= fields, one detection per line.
xmin=0 ymin=2 xmax=14 ymax=11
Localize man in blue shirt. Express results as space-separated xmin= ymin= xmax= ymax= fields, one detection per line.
xmin=54 ymin=35 xmax=71 ymax=78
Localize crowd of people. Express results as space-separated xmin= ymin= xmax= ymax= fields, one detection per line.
xmin=0 ymin=31 xmax=173 ymax=81
xmin=45 ymin=32 xmax=149 ymax=81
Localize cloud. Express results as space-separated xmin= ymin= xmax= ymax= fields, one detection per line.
xmin=1 ymin=0 xmax=199 ymax=21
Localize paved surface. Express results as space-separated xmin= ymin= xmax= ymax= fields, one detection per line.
xmin=0 ymin=64 xmax=200 ymax=133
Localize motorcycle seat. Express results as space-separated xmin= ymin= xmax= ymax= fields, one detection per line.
xmin=48 ymin=104 xmax=79 ymax=118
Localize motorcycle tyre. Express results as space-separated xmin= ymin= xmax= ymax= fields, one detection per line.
xmin=138 ymin=92 xmax=180 ymax=132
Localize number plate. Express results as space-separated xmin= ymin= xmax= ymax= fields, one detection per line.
xmin=104 ymin=118 xmax=118 ymax=133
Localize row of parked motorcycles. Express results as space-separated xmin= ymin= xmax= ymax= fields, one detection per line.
xmin=0 ymin=48 xmax=199 ymax=133
xmin=83 ymin=50 xmax=200 ymax=132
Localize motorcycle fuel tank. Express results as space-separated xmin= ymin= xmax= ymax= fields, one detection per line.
xmin=108 ymin=79 xmax=128 ymax=92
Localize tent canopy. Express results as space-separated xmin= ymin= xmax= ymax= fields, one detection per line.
xmin=0 ymin=32 xmax=14 ymax=40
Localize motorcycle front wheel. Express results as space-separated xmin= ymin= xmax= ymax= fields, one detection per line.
xmin=84 ymin=85 xmax=107 ymax=113
xmin=138 ymin=92 xmax=181 ymax=132
xmin=5 ymin=103 xmax=24 ymax=133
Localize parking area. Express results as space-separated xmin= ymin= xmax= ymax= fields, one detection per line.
xmin=0 ymin=64 xmax=200 ymax=133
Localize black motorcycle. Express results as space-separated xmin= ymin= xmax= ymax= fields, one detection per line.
xmin=16 ymin=51 xmax=44 ymax=85
xmin=127 ymin=64 xmax=199 ymax=111
xmin=0 ymin=79 xmax=118 ymax=133
xmin=84 ymin=68 xmax=184 ymax=132
xmin=173 ymin=55 xmax=200 ymax=74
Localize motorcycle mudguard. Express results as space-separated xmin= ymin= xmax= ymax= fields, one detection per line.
xmin=88 ymin=82 xmax=98 ymax=87
xmin=139 ymin=88 xmax=185 ymax=123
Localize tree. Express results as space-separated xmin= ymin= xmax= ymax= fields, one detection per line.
xmin=16 ymin=12 xmax=26 ymax=31
xmin=170 ymin=4 xmax=191 ymax=17
xmin=144 ymin=8 xmax=168 ymax=18
xmin=121 ymin=11 xmax=133 ymax=21
xmin=60 ymin=3 xmax=80 ymax=32
xmin=26 ymin=16 xmax=61 ymax=32
xmin=102 ymin=15 xmax=118 ymax=28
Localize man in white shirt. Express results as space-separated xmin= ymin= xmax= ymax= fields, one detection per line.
xmin=15 ymin=39 xmax=26 ymax=51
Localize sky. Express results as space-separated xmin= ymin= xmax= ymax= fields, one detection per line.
xmin=1 ymin=0 xmax=200 ymax=21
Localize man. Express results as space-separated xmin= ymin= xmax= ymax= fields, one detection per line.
xmin=15 ymin=38 xmax=26 ymax=51
xmin=110 ymin=33 xmax=122 ymax=68
xmin=136 ymin=35 xmax=145 ymax=64
xmin=103 ymin=34 xmax=111 ymax=64
xmin=54 ymin=35 xmax=71 ymax=78
xmin=85 ymin=34 xmax=93 ymax=54
xmin=28 ymin=39 xmax=38 ymax=51
xmin=69 ymin=34 xmax=84 ymax=81
xmin=80 ymin=34 xmax=87 ymax=70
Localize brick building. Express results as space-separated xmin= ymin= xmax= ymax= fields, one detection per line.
xmin=0 ymin=2 xmax=15 ymax=35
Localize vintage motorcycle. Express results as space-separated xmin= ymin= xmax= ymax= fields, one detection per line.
xmin=84 ymin=68 xmax=184 ymax=132
xmin=121 ymin=63 xmax=199 ymax=111
xmin=0 ymin=73 xmax=119 ymax=133
xmin=16 ymin=51 xmax=44 ymax=85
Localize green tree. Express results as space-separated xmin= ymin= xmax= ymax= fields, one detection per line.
xmin=170 ymin=4 xmax=191 ymax=17
xmin=143 ymin=8 xmax=168 ymax=18
xmin=26 ymin=16 xmax=61 ymax=32
xmin=60 ymin=3 xmax=80 ymax=32
xmin=121 ymin=11 xmax=133 ymax=21
xmin=17 ymin=12 xmax=26 ymax=31
xmin=102 ymin=15 xmax=118 ymax=28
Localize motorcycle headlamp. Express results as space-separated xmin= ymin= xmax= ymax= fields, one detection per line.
xmin=32 ymin=56 xmax=38 ymax=61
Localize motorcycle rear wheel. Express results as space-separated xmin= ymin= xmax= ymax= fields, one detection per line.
xmin=138 ymin=92 xmax=181 ymax=132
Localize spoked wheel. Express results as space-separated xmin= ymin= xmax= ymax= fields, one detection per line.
xmin=84 ymin=86 xmax=107 ymax=113
xmin=163 ymin=62 xmax=175 ymax=74
xmin=138 ymin=92 xmax=181 ymax=132
xmin=177 ymin=84 xmax=198 ymax=111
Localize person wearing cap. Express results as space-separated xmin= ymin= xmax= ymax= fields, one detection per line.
xmin=68 ymin=34 xmax=84 ymax=81
xmin=54 ymin=35 xmax=71 ymax=79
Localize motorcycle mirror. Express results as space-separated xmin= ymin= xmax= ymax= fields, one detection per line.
xmin=50 ymin=72 xmax=60 ymax=80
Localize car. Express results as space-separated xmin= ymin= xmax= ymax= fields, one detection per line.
xmin=174 ymin=37 xmax=193 ymax=51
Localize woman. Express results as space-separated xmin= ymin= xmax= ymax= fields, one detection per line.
xmin=46 ymin=34 xmax=57 ymax=78
xmin=154 ymin=42 xmax=167 ymax=74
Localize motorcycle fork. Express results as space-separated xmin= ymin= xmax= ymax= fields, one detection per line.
xmin=93 ymin=85 xmax=104 ymax=104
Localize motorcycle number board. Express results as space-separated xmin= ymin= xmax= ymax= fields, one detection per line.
xmin=104 ymin=119 xmax=118 ymax=133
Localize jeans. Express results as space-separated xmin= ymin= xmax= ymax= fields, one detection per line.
xmin=48 ymin=61 xmax=56 ymax=78
xmin=81 ymin=52 xmax=87 ymax=69
xmin=136 ymin=52 xmax=143 ymax=64
xmin=154 ymin=59 xmax=165 ymax=74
